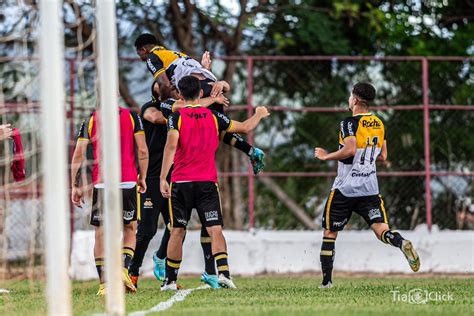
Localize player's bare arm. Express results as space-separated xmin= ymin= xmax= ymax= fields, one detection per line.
xmin=209 ymin=80 xmax=231 ymax=97
xmin=134 ymin=133 xmax=149 ymax=193
xmin=314 ymin=136 xmax=356 ymax=161
xmin=160 ymin=131 xmax=179 ymax=198
xmin=377 ymin=140 xmax=388 ymax=161
xmin=227 ymin=106 xmax=270 ymax=134
xmin=70 ymin=139 xmax=89 ymax=207
xmin=201 ymin=51 xmax=212 ymax=70
xmin=143 ymin=106 xmax=167 ymax=125
xmin=156 ymin=72 xmax=178 ymax=100
xmin=172 ymin=94 xmax=229 ymax=112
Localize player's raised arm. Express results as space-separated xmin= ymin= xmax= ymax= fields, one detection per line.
xmin=217 ymin=106 xmax=270 ymax=134
xmin=201 ymin=51 xmax=212 ymax=70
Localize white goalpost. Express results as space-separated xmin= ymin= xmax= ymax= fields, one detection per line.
xmin=96 ymin=0 xmax=125 ymax=314
xmin=39 ymin=0 xmax=72 ymax=315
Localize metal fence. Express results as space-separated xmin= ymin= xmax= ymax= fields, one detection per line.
xmin=0 ymin=55 xmax=473 ymax=234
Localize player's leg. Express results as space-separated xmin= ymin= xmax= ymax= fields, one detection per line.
xmin=199 ymin=79 xmax=265 ymax=174
xmin=152 ymin=191 xmax=172 ymax=282
xmin=220 ymin=131 xmax=266 ymax=175
xmin=129 ymin=179 xmax=161 ymax=286
xmin=357 ymin=194 xmax=420 ymax=272
xmin=121 ymin=187 xmax=138 ymax=293
xmin=162 ymin=182 xmax=192 ymax=291
xmin=90 ymin=188 xmax=106 ymax=295
xmin=196 ymin=182 xmax=235 ymax=289
xmin=320 ymin=189 xmax=352 ymax=288
xmin=152 ymin=171 xmax=174 ymax=281
xmin=94 ymin=226 xmax=105 ymax=295
xmin=200 ymin=226 xmax=220 ymax=288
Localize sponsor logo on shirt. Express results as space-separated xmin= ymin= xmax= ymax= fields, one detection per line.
xmin=168 ymin=116 xmax=175 ymax=128
xmin=205 ymin=210 xmax=219 ymax=222
xmin=123 ymin=210 xmax=135 ymax=221
xmin=215 ymin=112 xmax=230 ymax=124
xmin=347 ymin=121 xmax=354 ymax=135
xmin=362 ymin=119 xmax=381 ymax=128
xmin=137 ymin=114 xmax=144 ymax=130
xmin=147 ymin=58 xmax=157 ymax=74
xmin=351 ymin=170 xmax=376 ymax=177
xmin=161 ymin=101 xmax=173 ymax=111
xmin=187 ymin=112 xmax=207 ymax=119
xmin=368 ymin=208 xmax=382 ymax=220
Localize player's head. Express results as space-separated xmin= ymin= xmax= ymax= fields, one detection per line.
xmin=349 ymin=82 xmax=376 ymax=110
xmin=177 ymin=76 xmax=203 ymax=101
xmin=135 ymin=33 xmax=158 ymax=61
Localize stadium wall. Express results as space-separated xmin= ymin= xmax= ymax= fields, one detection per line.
xmin=70 ymin=227 xmax=474 ymax=280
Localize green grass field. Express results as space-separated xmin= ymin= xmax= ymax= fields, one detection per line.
xmin=1 ymin=275 xmax=472 ymax=315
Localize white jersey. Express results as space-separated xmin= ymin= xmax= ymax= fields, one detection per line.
xmin=170 ymin=57 xmax=217 ymax=86
xmin=331 ymin=113 xmax=385 ymax=197
xmin=145 ymin=46 xmax=217 ymax=87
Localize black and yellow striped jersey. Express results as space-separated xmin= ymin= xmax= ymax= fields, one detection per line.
xmin=332 ymin=113 xmax=385 ymax=197
xmin=146 ymin=46 xmax=188 ymax=80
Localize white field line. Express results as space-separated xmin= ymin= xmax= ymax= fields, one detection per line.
xmin=129 ymin=285 xmax=209 ymax=316
xmin=0 ymin=289 xmax=10 ymax=293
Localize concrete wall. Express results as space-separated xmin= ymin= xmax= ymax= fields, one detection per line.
xmin=70 ymin=227 xmax=474 ymax=280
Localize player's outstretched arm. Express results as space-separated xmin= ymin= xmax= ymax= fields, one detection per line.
xmin=70 ymin=139 xmax=89 ymax=207
xmin=134 ymin=133 xmax=149 ymax=193
xmin=160 ymin=131 xmax=179 ymax=198
xmin=227 ymin=106 xmax=270 ymax=134
xmin=315 ymin=137 xmax=356 ymax=161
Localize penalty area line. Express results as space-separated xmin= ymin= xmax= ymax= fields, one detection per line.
xmin=129 ymin=285 xmax=209 ymax=315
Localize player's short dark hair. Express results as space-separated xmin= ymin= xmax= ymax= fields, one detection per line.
xmin=134 ymin=33 xmax=157 ymax=49
xmin=178 ymin=76 xmax=201 ymax=100
xmin=352 ymin=82 xmax=376 ymax=103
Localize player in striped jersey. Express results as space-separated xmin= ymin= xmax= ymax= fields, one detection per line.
xmin=314 ymin=83 xmax=420 ymax=288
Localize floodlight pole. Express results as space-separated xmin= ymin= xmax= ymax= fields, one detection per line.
xmin=96 ymin=0 xmax=125 ymax=314
xmin=39 ymin=0 xmax=72 ymax=315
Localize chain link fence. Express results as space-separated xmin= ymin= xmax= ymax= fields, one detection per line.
xmin=0 ymin=55 xmax=472 ymax=281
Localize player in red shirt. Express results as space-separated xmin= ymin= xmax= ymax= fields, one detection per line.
xmin=70 ymin=106 xmax=149 ymax=295
xmin=159 ymin=76 xmax=270 ymax=290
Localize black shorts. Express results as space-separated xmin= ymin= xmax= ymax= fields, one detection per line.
xmin=200 ymin=78 xmax=223 ymax=113
xmin=90 ymin=186 xmax=138 ymax=227
xmin=322 ymin=189 xmax=388 ymax=231
xmin=138 ymin=178 xmax=170 ymax=225
xmin=169 ymin=181 xmax=223 ymax=228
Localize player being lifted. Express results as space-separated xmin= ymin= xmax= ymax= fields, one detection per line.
xmin=159 ymin=76 xmax=270 ymax=290
xmin=134 ymin=33 xmax=266 ymax=175
xmin=314 ymin=83 xmax=420 ymax=288
xmin=129 ymin=81 xmax=230 ymax=289
xmin=70 ymin=106 xmax=148 ymax=295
